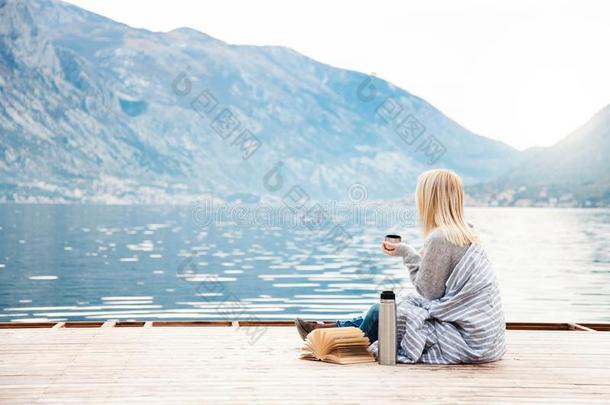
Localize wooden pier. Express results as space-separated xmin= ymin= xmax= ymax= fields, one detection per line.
xmin=1 ymin=321 xmax=609 ymax=404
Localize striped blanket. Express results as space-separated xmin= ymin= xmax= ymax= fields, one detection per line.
xmin=371 ymin=243 xmax=506 ymax=364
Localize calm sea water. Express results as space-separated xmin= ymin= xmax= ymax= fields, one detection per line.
xmin=0 ymin=204 xmax=609 ymax=323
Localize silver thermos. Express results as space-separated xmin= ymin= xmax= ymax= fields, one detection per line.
xmin=378 ymin=290 xmax=397 ymax=365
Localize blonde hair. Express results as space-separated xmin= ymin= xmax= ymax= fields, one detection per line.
xmin=416 ymin=169 xmax=479 ymax=247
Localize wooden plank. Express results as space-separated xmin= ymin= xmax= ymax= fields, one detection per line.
xmin=63 ymin=321 xmax=104 ymax=328
xmin=151 ymin=321 xmax=232 ymax=327
xmin=581 ymin=323 xmax=610 ymax=331
xmin=0 ymin=327 xmax=609 ymax=404
xmin=239 ymin=320 xmax=297 ymax=327
xmin=0 ymin=321 xmax=609 ymax=330
xmin=568 ymin=323 xmax=597 ymax=332
xmin=0 ymin=322 xmax=56 ymax=329
xmin=115 ymin=321 xmax=146 ymax=327
xmin=506 ymin=322 xmax=572 ymax=330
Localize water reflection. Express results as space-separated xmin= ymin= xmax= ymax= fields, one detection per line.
xmin=0 ymin=205 xmax=608 ymax=323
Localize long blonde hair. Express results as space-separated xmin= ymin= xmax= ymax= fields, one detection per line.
xmin=416 ymin=169 xmax=479 ymax=247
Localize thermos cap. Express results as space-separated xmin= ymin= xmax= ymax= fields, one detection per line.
xmin=380 ymin=290 xmax=395 ymax=300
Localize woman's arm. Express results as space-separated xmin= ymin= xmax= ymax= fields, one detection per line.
xmin=394 ymin=232 xmax=454 ymax=300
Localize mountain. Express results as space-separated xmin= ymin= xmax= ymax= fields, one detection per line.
xmin=1 ymin=0 xmax=522 ymax=203
xmin=468 ymin=106 xmax=610 ymax=207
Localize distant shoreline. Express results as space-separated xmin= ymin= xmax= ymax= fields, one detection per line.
xmin=0 ymin=201 xmax=607 ymax=209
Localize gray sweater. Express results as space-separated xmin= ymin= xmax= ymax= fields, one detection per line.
xmin=395 ymin=229 xmax=470 ymax=300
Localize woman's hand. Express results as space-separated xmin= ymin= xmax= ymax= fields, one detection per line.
xmin=381 ymin=241 xmax=400 ymax=256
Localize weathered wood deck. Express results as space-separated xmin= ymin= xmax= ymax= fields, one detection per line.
xmin=1 ymin=324 xmax=609 ymax=404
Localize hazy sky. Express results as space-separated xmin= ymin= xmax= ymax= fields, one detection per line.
xmin=66 ymin=0 xmax=610 ymax=150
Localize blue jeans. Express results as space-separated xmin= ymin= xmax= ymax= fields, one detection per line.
xmin=336 ymin=303 xmax=379 ymax=343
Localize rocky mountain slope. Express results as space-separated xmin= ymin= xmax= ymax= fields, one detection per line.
xmin=0 ymin=0 xmax=545 ymax=203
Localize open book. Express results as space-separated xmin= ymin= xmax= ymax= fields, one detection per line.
xmin=300 ymin=327 xmax=375 ymax=364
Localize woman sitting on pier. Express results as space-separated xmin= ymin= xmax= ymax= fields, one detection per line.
xmin=296 ymin=169 xmax=506 ymax=364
